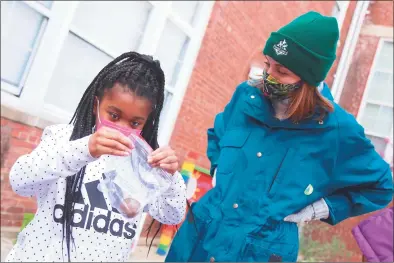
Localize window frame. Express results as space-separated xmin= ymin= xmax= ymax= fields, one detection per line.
xmin=0 ymin=0 xmax=51 ymax=95
xmin=357 ymin=38 xmax=393 ymax=153
xmin=333 ymin=0 xmax=350 ymax=32
xmin=1 ymin=0 xmax=215 ymax=146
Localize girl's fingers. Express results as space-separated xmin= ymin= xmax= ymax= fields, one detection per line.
xmin=150 ymin=147 xmax=165 ymax=156
xmin=97 ymin=137 xmax=132 ymax=153
xmin=96 ymin=145 xmax=130 ymax=157
xmin=99 ymin=127 xmax=133 ymax=149
xmin=148 ymin=150 xmax=174 ymax=164
xmin=159 ymin=163 xmax=177 ymax=173
xmin=157 ymin=155 xmax=178 ymax=164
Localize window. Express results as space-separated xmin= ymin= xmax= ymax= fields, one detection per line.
xmin=1 ymin=0 xmax=215 ymax=142
xmin=171 ymin=1 xmax=200 ymax=26
xmin=44 ymin=33 xmax=113 ymax=113
xmin=45 ymin=1 xmax=152 ymax=113
xmin=331 ymin=1 xmax=349 ymax=32
xmin=1 ymin=1 xmax=51 ymax=95
xmin=69 ymin=1 xmax=152 ymax=55
xmin=155 ymin=21 xmax=190 ymax=88
xmin=358 ymin=40 xmax=393 ymax=158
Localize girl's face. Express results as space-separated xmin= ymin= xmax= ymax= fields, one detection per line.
xmin=94 ymin=83 xmax=153 ymax=130
xmin=263 ymin=55 xmax=301 ymax=84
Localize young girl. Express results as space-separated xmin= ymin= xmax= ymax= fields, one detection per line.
xmin=6 ymin=52 xmax=186 ymax=262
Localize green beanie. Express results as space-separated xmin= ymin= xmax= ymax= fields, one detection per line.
xmin=263 ymin=11 xmax=339 ymax=86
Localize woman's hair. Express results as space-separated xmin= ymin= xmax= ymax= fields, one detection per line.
xmin=64 ymin=51 xmax=165 ymax=261
xmin=286 ymin=82 xmax=334 ymax=123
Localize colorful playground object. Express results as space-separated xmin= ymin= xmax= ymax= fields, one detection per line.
xmin=156 ymin=161 xmax=213 ymax=256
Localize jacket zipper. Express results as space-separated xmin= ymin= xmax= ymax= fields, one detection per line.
xmin=267 ymin=149 xmax=289 ymax=195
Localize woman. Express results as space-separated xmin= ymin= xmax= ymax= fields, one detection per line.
xmin=165 ymin=11 xmax=393 ymax=262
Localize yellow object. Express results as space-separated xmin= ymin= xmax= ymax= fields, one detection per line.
xmin=304 ymin=184 xmax=314 ymax=195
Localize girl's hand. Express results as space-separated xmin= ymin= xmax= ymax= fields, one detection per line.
xmin=88 ymin=127 xmax=133 ymax=158
xmin=147 ymin=146 xmax=179 ymax=175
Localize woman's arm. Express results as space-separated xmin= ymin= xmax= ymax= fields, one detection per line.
xmin=9 ymin=125 xmax=97 ymax=197
xmin=207 ymin=82 xmax=248 ymax=175
xmin=146 ymin=171 xmax=186 ymax=225
xmin=322 ymin=116 xmax=393 ymax=225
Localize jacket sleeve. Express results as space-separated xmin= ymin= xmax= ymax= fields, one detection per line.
xmin=207 ymin=83 xmax=247 ymax=175
xmin=146 ymin=171 xmax=186 ymax=225
xmin=322 ymin=117 xmax=393 ymax=225
xmin=9 ymin=125 xmax=97 ymax=197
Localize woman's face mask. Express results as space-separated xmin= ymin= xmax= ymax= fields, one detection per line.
xmin=261 ymin=70 xmax=302 ymax=100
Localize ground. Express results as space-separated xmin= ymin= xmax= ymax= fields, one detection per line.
xmin=0 ymin=230 xmax=165 ymax=262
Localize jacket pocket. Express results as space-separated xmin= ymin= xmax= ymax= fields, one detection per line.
xmin=238 ymin=236 xmax=298 ymax=262
xmin=217 ymin=129 xmax=251 ymax=174
xmin=267 ymin=147 xmax=299 ymax=197
xmin=166 ymin=209 xmax=212 ymax=262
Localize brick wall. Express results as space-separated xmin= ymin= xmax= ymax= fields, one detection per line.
xmin=1 ymin=117 xmax=42 ymax=227
xmin=339 ymin=35 xmax=380 ymax=115
xmin=369 ymin=0 xmax=393 ymax=26
xmin=339 ymin=0 xmax=393 ymax=115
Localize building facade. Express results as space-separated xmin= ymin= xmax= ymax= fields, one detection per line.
xmin=1 ymin=1 xmax=392 ymax=261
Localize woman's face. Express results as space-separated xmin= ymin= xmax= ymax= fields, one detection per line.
xmin=263 ymin=55 xmax=301 ymax=84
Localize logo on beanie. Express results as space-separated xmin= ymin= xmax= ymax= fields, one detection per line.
xmin=273 ymin=39 xmax=288 ymax=56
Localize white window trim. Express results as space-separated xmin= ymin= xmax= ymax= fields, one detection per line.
xmin=0 ymin=0 xmax=51 ymax=96
xmin=334 ymin=1 xmax=350 ymax=32
xmin=357 ymin=38 xmax=393 ymax=147
xmin=1 ymin=1 xmax=80 ymax=125
xmin=331 ymin=0 xmax=370 ymax=101
xmin=1 ymin=1 xmax=215 ymax=146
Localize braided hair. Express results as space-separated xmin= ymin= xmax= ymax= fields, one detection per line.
xmin=63 ymin=51 xmax=165 ymax=261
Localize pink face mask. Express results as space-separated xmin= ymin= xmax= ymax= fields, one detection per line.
xmin=96 ymin=100 xmax=142 ymax=137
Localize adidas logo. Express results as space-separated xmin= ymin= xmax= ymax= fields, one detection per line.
xmin=53 ymin=179 xmax=137 ymax=240
xmin=273 ymin=39 xmax=288 ymax=56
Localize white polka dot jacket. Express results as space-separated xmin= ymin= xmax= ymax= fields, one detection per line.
xmin=6 ymin=124 xmax=186 ymax=262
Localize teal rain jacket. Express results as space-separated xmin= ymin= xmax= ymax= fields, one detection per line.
xmin=166 ymin=82 xmax=393 ymax=262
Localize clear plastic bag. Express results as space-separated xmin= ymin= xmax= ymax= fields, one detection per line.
xmin=98 ymin=134 xmax=173 ymax=219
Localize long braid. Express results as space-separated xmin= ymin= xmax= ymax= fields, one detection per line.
xmin=62 ymin=52 xmax=165 ymax=261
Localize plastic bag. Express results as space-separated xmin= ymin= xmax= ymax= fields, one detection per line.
xmin=98 ymin=134 xmax=173 ymax=219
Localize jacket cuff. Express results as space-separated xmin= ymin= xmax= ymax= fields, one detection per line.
xmin=313 ymin=198 xmax=329 ymax=220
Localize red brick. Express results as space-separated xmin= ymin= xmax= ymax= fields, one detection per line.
xmin=18 ymin=132 xmax=29 ymax=140
xmin=9 ymin=138 xmax=36 ymax=150
xmin=1 ymin=117 xmax=9 ymax=126
xmin=28 ymin=136 xmax=38 ymax=144
xmin=6 ymin=206 xmax=24 ymax=214
xmin=1 ymin=199 xmax=17 ymax=209
xmin=339 ymin=35 xmax=380 ymax=115
xmin=368 ymin=1 xmax=393 ymax=27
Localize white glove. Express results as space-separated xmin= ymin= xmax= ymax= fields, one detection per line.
xmin=284 ymin=198 xmax=329 ymax=223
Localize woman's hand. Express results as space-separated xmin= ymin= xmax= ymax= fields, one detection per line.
xmin=284 ymin=198 xmax=329 ymax=223
xmin=88 ymin=127 xmax=133 ymax=158
xmin=148 ymin=146 xmax=179 ymax=175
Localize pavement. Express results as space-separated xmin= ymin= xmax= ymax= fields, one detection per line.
xmin=0 ymin=229 xmax=166 ymax=262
